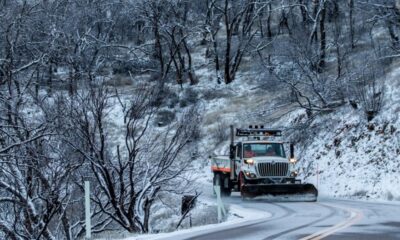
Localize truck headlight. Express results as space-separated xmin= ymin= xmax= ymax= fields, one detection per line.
xmin=290 ymin=171 xmax=298 ymax=177
xmin=289 ymin=158 xmax=297 ymax=164
xmin=244 ymin=171 xmax=257 ymax=178
xmin=244 ymin=159 xmax=254 ymax=165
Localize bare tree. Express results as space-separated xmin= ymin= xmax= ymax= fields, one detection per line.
xmin=134 ymin=0 xmax=201 ymax=88
xmin=0 ymin=82 xmax=86 ymax=239
xmin=68 ymin=84 xmax=201 ymax=233
xmin=162 ymin=1 xmax=199 ymax=86
xmin=349 ymin=0 xmax=356 ymax=49
xmin=206 ymin=0 xmax=269 ymax=84
xmin=270 ymin=35 xmax=346 ymax=117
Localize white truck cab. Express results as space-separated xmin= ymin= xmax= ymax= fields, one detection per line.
xmin=235 ymin=140 xmax=298 ymax=184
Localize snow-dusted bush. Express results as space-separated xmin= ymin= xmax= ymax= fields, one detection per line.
xmin=212 ymin=121 xmax=230 ymax=144
xmin=180 ymin=88 xmax=199 ymax=108
xmin=352 ymin=64 xmax=385 ymax=121
xmin=155 ymin=110 xmax=176 ymax=127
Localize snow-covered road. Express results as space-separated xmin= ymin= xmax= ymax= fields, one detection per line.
xmin=138 ymin=194 xmax=400 ymax=240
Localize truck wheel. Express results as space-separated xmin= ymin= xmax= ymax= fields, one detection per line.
xmin=221 ymin=174 xmax=232 ymax=197
xmin=222 ymin=187 xmax=232 ymax=197
xmin=239 ymin=172 xmax=248 ymax=199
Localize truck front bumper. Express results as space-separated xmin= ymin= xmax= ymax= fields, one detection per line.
xmin=246 ymin=177 xmax=298 ymax=184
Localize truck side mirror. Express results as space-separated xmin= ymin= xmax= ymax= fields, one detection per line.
xmin=229 ymin=145 xmax=236 ymax=159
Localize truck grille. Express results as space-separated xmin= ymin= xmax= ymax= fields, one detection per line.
xmin=257 ymin=162 xmax=288 ymax=177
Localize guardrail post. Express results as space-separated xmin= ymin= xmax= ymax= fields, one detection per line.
xmin=317 ymin=163 xmax=319 ymax=190
xmin=85 ymin=181 xmax=91 ymax=240
xmin=213 ymin=185 xmax=226 ymax=223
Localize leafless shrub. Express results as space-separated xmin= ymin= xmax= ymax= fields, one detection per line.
xmin=213 ymin=121 xmax=229 ymax=144
xmin=202 ymin=89 xmax=229 ymax=101
xmin=352 ymin=63 xmax=385 ymax=121
xmin=155 ymin=110 xmax=176 ymax=127
xmin=272 ymin=38 xmax=346 ymax=118
xmin=151 ymin=86 xmax=179 ymax=108
xmin=179 ymin=88 xmax=199 ymax=108
xmin=104 ymin=75 xmax=133 ymax=87
xmin=352 ymin=190 xmax=368 ymax=198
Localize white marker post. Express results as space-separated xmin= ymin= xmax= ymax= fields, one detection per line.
xmin=213 ymin=185 xmax=226 ymax=223
xmin=316 ymin=163 xmax=319 ymax=190
xmin=85 ymin=181 xmax=91 ymax=240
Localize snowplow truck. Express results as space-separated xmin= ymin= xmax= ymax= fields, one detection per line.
xmin=211 ymin=125 xmax=318 ymax=201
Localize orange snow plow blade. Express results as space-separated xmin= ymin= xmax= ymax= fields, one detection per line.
xmin=242 ymin=183 xmax=318 ymax=202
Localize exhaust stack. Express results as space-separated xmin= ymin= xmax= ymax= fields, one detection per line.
xmin=229 ymin=125 xmax=235 ymax=180
xmin=290 ymin=143 xmax=295 ymax=159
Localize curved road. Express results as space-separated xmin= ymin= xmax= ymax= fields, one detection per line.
xmin=158 ymin=193 xmax=400 ymax=240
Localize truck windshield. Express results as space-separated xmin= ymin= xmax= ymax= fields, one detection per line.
xmin=243 ymin=143 xmax=286 ymax=158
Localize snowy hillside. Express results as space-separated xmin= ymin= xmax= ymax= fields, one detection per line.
xmin=298 ymin=65 xmax=400 ymax=200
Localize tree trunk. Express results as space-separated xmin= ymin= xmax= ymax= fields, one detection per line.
xmin=224 ymin=32 xmax=232 ymax=84
xmin=310 ymin=0 xmax=319 ymax=44
xmin=35 ymin=67 xmax=40 ymax=97
xmin=267 ymin=2 xmax=272 ymax=38
xmin=183 ymin=40 xmax=196 ymax=85
xmin=154 ymin=21 xmax=164 ymax=78
xmin=318 ymin=1 xmax=326 ymax=72
xmin=223 ymin=0 xmax=232 ymax=84
xmin=299 ymin=0 xmax=307 ymax=22
xmin=258 ymin=7 xmax=264 ymax=38
xmin=143 ymin=187 xmax=159 ymax=233
xmin=333 ymin=2 xmax=342 ymax=79
xmin=143 ymin=198 xmax=151 ymax=233
xmin=47 ymin=63 xmax=53 ymax=94
xmin=388 ymin=23 xmax=399 ymax=48
xmin=61 ymin=212 xmax=72 ymax=240
xmin=349 ymin=0 xmax=355 ymax=49
xmin=212 ymin=33 xmax=221 ymax=84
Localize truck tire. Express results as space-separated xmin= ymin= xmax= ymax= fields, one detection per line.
xmin=221 ymin=174 xmax=232 ymax=197
xmin=239 ymin=172 xmax=249 ymax=200
xmin=213 ymin=173 xmax=231 ymax=197
xmin=222 ymin=189 xmax=232 ymax=197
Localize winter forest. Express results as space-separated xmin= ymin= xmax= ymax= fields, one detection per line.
xmin=1 ymin=0 xmax=399 ymax=239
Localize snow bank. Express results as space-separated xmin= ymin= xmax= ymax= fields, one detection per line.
xmin=125 ymin=202 xmax=271 ymax=240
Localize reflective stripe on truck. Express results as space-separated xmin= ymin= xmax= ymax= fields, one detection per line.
xmin=211 ymin=166 xmax=231 ymax=173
